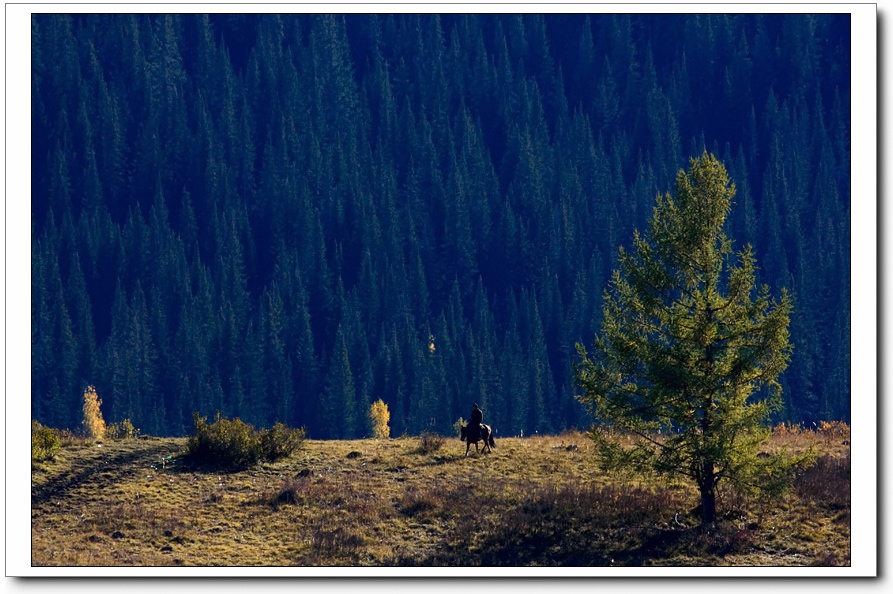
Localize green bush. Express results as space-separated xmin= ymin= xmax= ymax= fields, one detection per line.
xmin=261 ymin=422 xmax=306 ymax=461
xmin=32 ymin=420 xmax=61 ymax=462
xmin=186 ymin=413 xmax=262 ymax=468
xmin=107 ymin=418 xmax=140 ymax=440
xmin=186 ymin=413 xmax=305 ymax=469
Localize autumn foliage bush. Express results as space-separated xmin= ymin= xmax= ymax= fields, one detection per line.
xmin=369 ymin=399 xmax=390 ymax=439
xmin=81 ymin=385 xmax=106 ymax=440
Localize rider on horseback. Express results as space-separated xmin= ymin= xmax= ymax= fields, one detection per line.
xmin=468 ymin=403 xmax=483 ymax=442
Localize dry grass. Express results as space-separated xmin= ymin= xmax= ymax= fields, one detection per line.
xmin=30 ymin=426 xmax=850 ymax=567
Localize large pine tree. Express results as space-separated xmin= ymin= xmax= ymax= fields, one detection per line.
xmin=575 ymin=152 xmax=803 ymax=525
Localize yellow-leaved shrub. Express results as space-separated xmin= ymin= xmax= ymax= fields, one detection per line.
xmin=82 ymin=385 xmax=106 ymax=440
xmin=369 ymin=399 xmax=390 ymax=439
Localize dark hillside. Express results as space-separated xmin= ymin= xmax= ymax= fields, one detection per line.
xmin=31 ymin=13 xmax=851 ymax=437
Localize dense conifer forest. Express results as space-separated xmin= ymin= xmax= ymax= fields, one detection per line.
xmin=31 ymin=13 xmax=851 ymax=438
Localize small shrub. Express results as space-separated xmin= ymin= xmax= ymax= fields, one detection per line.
xmin=107 ymin=418 xmax=139 ymax=440
xmin=106 ymin=422 xmax=121 ymax=440
xmin=418 ymin=431 xmax=445 ymax=454
xmin=773 ymin=422 xmax=798 ymax=436
xmin=56 ymin=427 xmax=86 ymax=448
xmin=82 ymin=385 xmax=106 ymax=440
xmin=32 ymin=420 xmax=61 ymax=462
xmin=261 ymin=423 xmax=306 ymax=461
xmin=817 ymin=420 xmax=850 ymax=440
xmin=369 ymin=399 xmax=390 ymax=439
xmin=186 ymin=413 xmax=305 ymax=469
xmin=452 ymin=417 xmax=466 ymax=437
xmin=270 ymin=476 xmax=311 ymax=509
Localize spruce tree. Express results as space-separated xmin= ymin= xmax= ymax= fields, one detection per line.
xmin=320 ymin=324 xmax=356 ymax=439
xmin=575 ymin=152 xmax=803 ymax=525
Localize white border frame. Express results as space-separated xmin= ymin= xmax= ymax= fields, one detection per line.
xmin=4 ymin=1 xmax=878 ymax=581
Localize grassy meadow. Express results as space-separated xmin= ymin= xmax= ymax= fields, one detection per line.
xmin=31 ymin=424 xmax=850 ymax=567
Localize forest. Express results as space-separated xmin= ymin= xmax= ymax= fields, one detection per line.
xmin=30 ymin=13 xmax=851 ymax=439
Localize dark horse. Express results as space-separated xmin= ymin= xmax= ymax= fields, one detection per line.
xmin=460 ymin=423 xmax=496 ymax=456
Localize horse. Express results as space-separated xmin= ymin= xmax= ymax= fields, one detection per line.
xmin=460 ymin=423 xmax=496 ymax=456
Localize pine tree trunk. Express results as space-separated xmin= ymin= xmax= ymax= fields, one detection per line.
xmin=699 ymin=461 xmax=717 ymax=525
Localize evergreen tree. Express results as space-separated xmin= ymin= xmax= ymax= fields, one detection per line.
xmin=320 ymin=324 xmax=356 ymax=439
xmin=260 ymin=283 xmax=294 ymax=427
xmin=65 ymin=249 xmax=97 ymax=398
xmin=575 ymin=153 xmax=799 ymax=525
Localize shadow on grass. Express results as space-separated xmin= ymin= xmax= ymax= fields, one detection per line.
xmin=415 ymin=452 xmax=466 ymax=467
xmin=393 ymin=480 xmax=760 ymax=567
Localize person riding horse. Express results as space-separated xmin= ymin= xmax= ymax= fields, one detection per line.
xmin=461 ymin=403 xmax=496 ymax=456
xmin=468 ymin=403 xmax=483 ymax=442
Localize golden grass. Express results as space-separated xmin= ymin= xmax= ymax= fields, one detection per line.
xmin=30 ymin=427 xmax=850 ymax=567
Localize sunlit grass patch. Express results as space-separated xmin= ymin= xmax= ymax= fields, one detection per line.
xmin=30 ymin=429 xmax=849 ymax=567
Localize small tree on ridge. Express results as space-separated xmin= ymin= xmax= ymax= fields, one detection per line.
xmin=82 ymin=385 xmax=106 ymax=440
xmin=369 ymin=398 xmax=390 ymax=439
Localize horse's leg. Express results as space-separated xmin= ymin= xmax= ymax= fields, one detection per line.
xmin=465 ymin=441 xmax=470 ymax=457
